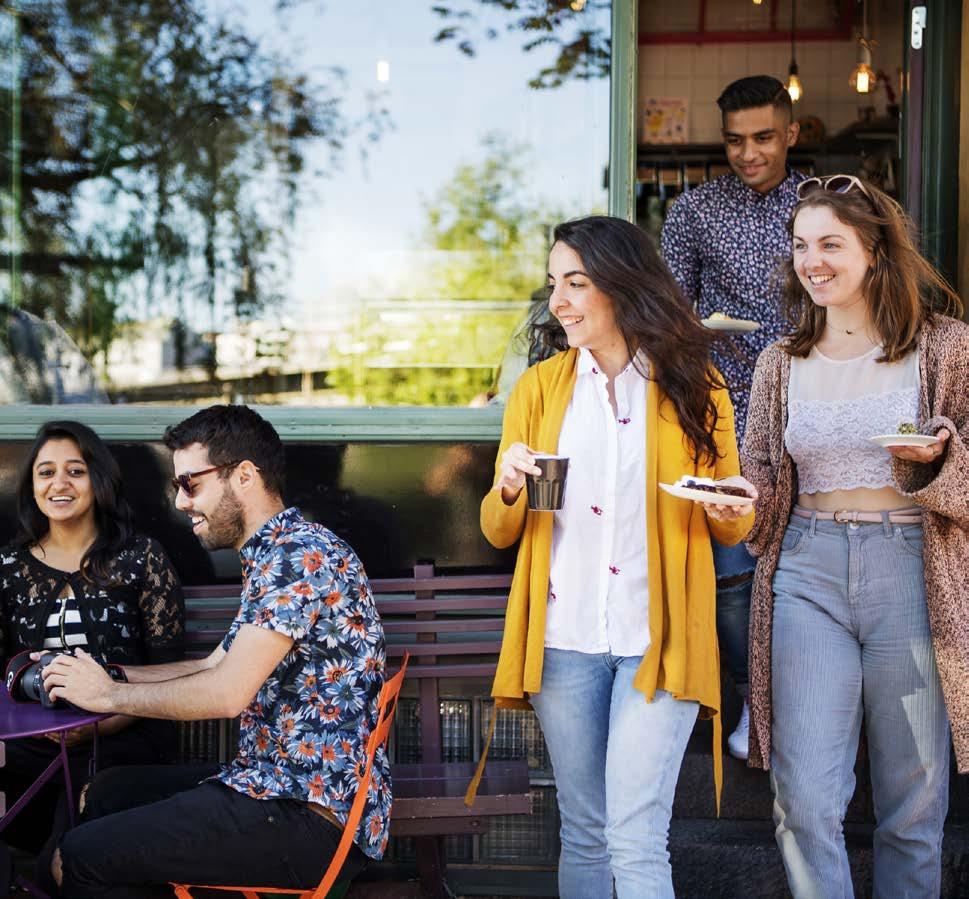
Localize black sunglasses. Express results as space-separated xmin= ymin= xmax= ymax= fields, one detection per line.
xmin=171 ymin=461 xmax=241 ymax=498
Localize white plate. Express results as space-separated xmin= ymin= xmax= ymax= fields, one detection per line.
xmin=701 ymin=317 xmax=761 ymax=333
xmin=869 ymin=433 xmax=938 ymax=449
xmin=659 ymin=482 xmax=753 ymax=506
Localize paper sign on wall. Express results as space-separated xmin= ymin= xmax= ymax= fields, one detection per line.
xmin=641 ymin=97 xmax=689 ymax=144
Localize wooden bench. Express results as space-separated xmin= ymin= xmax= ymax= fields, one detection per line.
xmin=182 ymin=562 xmax=531 ymax=899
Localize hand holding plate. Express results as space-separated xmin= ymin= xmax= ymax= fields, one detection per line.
xmin=884 ymin=428 xmax=950 ymax=464
xmin=694 ymin=475 xmax=758 ymax=521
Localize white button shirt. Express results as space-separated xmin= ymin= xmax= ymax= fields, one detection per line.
xmin=544 ymin=347 xmax=649 ymax=656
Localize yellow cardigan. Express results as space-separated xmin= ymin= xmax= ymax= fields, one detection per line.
xmin=472 ymin=348 xmax=753 ymax=809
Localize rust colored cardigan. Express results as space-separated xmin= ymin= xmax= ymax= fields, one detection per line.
xmin=741 ymin=315 xmax=969 ymax=774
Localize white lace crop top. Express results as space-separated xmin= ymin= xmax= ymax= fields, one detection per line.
xmin=786 ymin=345 xmax=919 ymax=494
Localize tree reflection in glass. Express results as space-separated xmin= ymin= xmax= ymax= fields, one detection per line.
xmin=1 ymin=0 xmax=610 ymax=406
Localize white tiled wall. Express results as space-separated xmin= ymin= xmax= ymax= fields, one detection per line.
xmin=638 ymin=0 xmax=905 ymax=144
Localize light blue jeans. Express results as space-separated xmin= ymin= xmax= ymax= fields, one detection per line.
xmin=530 ymin=649 xmax=699 ymax=899
xmin=770 ymin=514 xmax=950 ymax=899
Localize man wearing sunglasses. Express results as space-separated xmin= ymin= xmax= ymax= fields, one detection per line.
xmin=40 ymin=405 xmax=390 ymax=898
xmin=660 ymin=75 xmax=807 ymax=763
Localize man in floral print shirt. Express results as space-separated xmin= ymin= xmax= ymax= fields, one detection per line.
xmin=42 ymin=405 xmax=389 ymax=899
xmin=661 ymin=75 xmax=806 ymax=762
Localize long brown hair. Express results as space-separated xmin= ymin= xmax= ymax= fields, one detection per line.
xmin=534 ymin=216 xmax=724 ymax=463
xmin=780 ymin=180 xmax=963 ymax=361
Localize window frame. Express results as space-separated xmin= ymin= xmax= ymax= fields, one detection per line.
xmin=0 ymin=2 xmax=638 ymax=441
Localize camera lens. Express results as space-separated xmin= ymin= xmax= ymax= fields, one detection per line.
xmin=15 ymin=652 xmax=62 ymax=707
xmin=19 ymin=661 xmax=44 ymax=701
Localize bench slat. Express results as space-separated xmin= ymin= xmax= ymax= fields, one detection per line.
xmin=392 ymin=794 xmax=532 ymax=822
xmin=382 ymin=619 xmax=503 ymax=635
xmin=399 ymin=663 xmax=497 ymax=679
xmin=375 ymin=596 xmax=507 ymax=613
xmin=385 ymin=642 xmax=500 ymax=658
xmin=390 ymin=817 xmax=492 ymax=837
xmin=393 ymin=762 xmax=528 ymax=796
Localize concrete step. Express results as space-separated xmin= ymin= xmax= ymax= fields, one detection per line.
xmin=669 ymin=818 xmax=969 ymax=899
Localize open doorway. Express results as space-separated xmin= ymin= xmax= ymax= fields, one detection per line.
xmin=635 ymin=0 xmax=907 ymax=244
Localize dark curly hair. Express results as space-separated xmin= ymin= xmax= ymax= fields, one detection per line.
xmin=163 ymin=404 xmax=285 ymax=499
xmin=533 ymin=215 xmax=725 ymax=463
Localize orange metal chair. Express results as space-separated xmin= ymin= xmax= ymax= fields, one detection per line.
xmin=171 ymin=654 xmax=408 ymax=899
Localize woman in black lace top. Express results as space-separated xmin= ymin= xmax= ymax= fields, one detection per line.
xmin=0 ymin=420 xmax=185 ymax=885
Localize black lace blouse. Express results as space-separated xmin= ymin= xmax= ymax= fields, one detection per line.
xmin=0 ymin=534 xmax=185 ymax=669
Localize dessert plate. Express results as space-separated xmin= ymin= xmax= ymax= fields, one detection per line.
xmin=659 ymin=481 xmax=753 ymax=506
xmin=701 ymin=316 xmax=761 ymax=333
xmin=869 ymin=434 xmax=938 ymax=449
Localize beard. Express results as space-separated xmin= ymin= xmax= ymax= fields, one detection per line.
xmin=197 ymin=484 xmax=247 ymax=551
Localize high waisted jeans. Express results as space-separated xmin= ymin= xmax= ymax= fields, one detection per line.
xmin=530 ymin=648 xmax=699 ymax=899
xmin=770 ymin=514 xmax=950 ymax=899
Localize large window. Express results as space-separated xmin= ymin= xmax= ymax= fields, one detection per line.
xmin=1 ymin=0 xmax=611 ymax=406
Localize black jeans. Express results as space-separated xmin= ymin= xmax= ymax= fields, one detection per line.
xmin=57 ymin=764 xmax=367 ymax=899
xmin=0 ymin=719 xmax=175 ymax=895
xmin=0 ymin=719 xmax=175 ymax=853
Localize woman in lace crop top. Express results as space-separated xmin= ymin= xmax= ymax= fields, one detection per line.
xmin=741 ymin=177 xmax=968 ymax=899
xmin=0 ymin=420 xmax=185 ymax=880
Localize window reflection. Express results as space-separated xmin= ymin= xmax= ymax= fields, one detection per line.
xmin=1 ymin=0 xmax=610 ymax=406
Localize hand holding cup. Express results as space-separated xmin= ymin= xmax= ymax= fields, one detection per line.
xmin=495 ymin=442 xmax=542 ymax=505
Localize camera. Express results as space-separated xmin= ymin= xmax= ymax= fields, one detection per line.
xmin=5 ymin=649 xmax=126 ymax=710
xmin=18 ymin=651 xmax=64 ymax=708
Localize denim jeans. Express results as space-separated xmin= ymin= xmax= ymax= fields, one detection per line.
xmin=529 ymin=649 xmax=699 ymax=899
xmin=57 ymin=764 xmax=366 ymax=898
xmin=770 ymin=514 xmax=950 ymax=899
xmin=712 ymin=538 xmax=755 ymax=693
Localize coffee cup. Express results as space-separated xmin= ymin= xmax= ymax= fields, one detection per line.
xmin=526 ymin=455 xmax=569 ymax=511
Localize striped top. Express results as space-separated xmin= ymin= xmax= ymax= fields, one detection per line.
xmin=43 ymin=587 xmax=89 ymax=650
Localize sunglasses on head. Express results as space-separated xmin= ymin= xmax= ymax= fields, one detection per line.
xmin=170 ymin=461 xmax=241 ymax=498
xmin=796 ymin=174 xmax=873 ymax=203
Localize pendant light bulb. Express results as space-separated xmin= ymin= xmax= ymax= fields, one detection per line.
xmin=850 ymin=61 xmax=876 ymax=93
xmin=786 ymin=66 xmax=803 ymax=103
xmin=786 ymin=0 xmax=802 ymax=103
xmin=851 ymin=0 xmax=876 ymax=94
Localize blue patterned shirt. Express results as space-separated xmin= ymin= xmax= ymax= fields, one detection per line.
xmin=216 ymin=507 xmax=391 ymax=860
xmin=661 ymin=169 xmax=805 ymax=443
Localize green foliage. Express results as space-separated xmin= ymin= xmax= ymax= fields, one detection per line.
xmin=1 ymin=0 xmax=389 ymax=366
xmin=323 ymin=135 xmax=553 ymax=405
xmin=418 ymin=133 xmax=552 ymax=302
xmin=430 ymin=0 xmax=611 ymax=89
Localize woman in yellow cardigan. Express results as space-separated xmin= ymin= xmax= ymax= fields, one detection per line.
xmin=482 ymin=216 xmax=755 ymax=898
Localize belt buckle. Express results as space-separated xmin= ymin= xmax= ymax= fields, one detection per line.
xmin=833 ymin=510 xmax=853 ymax=524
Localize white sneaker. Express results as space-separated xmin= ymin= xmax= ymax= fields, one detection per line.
xmin=727 ymin=701 xmax=749 ymax=760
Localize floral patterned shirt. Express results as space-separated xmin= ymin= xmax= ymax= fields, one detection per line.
xmin=660 ymin=169 xmax=805 ymax=443
xmin=216 ymin=507 xmax=390 ymax=860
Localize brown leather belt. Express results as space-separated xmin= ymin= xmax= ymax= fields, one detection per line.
xmin=792 ymin=506 xmax=922 ymax=525
xmin=307 ymin=802 xmax=343 ymax=830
